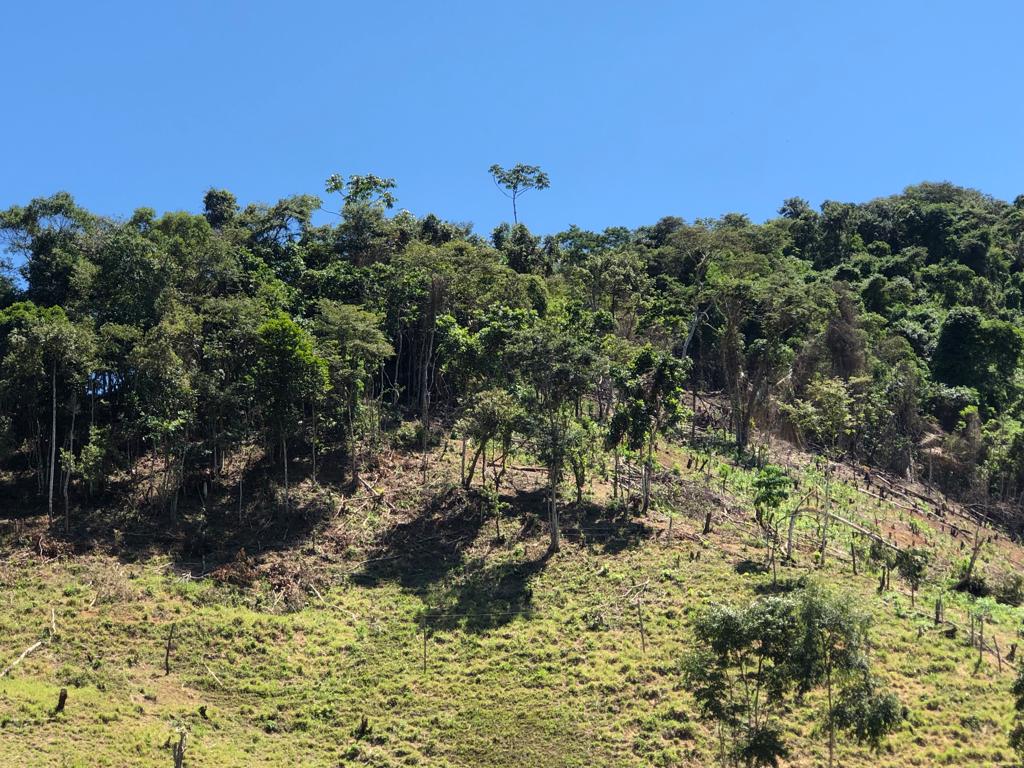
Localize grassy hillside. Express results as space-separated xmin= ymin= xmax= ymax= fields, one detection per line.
xmin=1 ymin=436 xmax=1022 ymax=767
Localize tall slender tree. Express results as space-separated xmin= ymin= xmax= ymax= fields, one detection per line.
xmin=488 ymin=163 xmax=550 ymax=224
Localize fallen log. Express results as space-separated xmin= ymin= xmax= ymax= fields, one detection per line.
xmin=358 ymin=477 xmax=397 ymax=512
xmin=1 ymin=640 xmax=44 ymax=678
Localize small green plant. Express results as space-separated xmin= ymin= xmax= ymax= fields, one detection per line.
xmin=896 ymin=547 xmax=931 ymax=606
xmin=752 ymin=465 xmax=793 ymax=583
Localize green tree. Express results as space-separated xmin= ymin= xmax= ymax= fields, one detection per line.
xmin=129 ymin=312 xmax=199 ymax=515
xmin=313 ymin=300 xmax=392 ymax=484
xmin=488 ymin=163 xmax=550 ymax=223
xmin=203 ymin=188 xmax=239 ymax=229
xmin=326 ymin=173 xmax=398 ymax=210
xmin=606 ymin=345 xmax=689 ymax=513
xmin=457 ymin=387 xmax=522 ymax=491
xmin=793 ymin=587 xmax=901 ymax=768
xmin=752 ymin=465 xmax=792 ymax=583
xmin=512 ymin=316 xmax=596 ymax=553
xmin=686 ymin=588 xmax=901 ymax=767
xmin=932 ymin=306 xmax=1024 ymax=413
xmin=492 ymin=222 xmax=547 ymax=274
xmin=565 ymin=415 xmax=600 ymax=505
xmin=832 ymin=674 xmax=903 ymax=754
xmin=895 ymin=547 xmax=930 ymax=606
xmin=684 ymin=596 xmax=800 ymax=767
xmin=1 ymin=304 xmax=95 ymax=523
xmin=0 ymin=192 xmax=97 ymax=308
xmin=254 ymin=314 xmax=328 ymax=514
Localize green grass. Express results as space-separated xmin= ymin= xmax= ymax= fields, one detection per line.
xmin=2 ymin=445 xmax=1023 ymax=766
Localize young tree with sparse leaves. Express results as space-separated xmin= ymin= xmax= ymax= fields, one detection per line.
xmin=488 ymin=163 xmax=549 ymax=224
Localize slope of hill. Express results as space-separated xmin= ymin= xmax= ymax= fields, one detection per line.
xmin=2 ymin=435 xmax=1021 ymax=767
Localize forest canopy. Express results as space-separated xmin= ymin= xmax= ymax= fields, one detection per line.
xmin=3 ymin=177 xmax=1024 ymax=537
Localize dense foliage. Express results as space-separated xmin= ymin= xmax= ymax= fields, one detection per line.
xmin=684 ymin=587 xmax=901 ymax=768
xmin=3 ymin=178 xmax=1024 ymax=537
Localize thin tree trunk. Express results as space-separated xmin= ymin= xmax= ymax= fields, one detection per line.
xmin=642 ymin=440 xmax=654 ymax=514
xmin=612 ymin=448 xmax=619 ymax=499
xmin=63 ymin=401 xmax=77 ymax=532
xmin=690 ymin=385 xmax=697 ymax=444
xmin=348 ymin=398 xmax=359 ymax=486
xmin=827 ymin=665 xmax=835 ymax=768
xmin=818 ymin=466 xmax=831 ymax=568
xmin=311 ymin=403 xmax=317 ymax=484
xmin=548 ymin=467 xmax=560 ymax=553
xmin=963 ymin=526 xmax=984 ymax=585
xmin=464 ymin=442 xmax=485 ymax=490
xmin=48 ymin=359 xmax=57 ymax=522
xmin=786 ymin=510 xmax=798 ymax=562
xmin=282 ymin=435 xmax=290 ymax=514
xmin=420 ymin=287 xmax=438 ymax=484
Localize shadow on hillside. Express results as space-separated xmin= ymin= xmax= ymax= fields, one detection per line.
xmin=561 ymin=499 xmax=656 ymax=555
xmin=752 ymin=575 xmax=808 ymax=595
xmin=10 ymin=453 xmax=340 ymax=575
xmin=426 ymin=549 xmax=551 ymax=632
xmin=353 ymin=486 xmax=492 ymax=590
xmin=354 ymin=486 xmax=657 ymax=631
xmin=0 ymin=456 xmax=49 ymax=523
xmin=734 ymin=558 xmax=769 ymax=575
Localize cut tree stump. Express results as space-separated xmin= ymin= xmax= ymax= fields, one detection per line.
xmin=54 ymin=687 xmax=67 ymax=714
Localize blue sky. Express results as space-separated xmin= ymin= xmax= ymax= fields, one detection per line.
xmin=3 ymin=0 xmax=1023 ymax=237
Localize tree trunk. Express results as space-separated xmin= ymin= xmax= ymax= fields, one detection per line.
xmin=690 ymin=385 xmax=697 ymax=444
xmin=460 ymin=436 xmax=467 ymax=486
xmin=48 ymin=359 xmax=57 ymax=523
xmin=311 ymin=403 xmax=317 ymax=484
xmin=63 ymin=401 xmax=77 ymax=532
xmin=348 ymin=399 xmax=359 ymax=487
xmin=963 ymin=526 xmax=983 ymax=585
xmin=826 ymin=665 xmax=835 ymax=768
xmin=420 ymin=285 xmax=438 ymax=484
xmin=818 ymin=467 xmax=831 ymax=568
xmin=612 ymin=448 xmax=619 ymax=499
xmin=548 ymin=467 xmax=560 ymax=553
xmin=786 ymin=510 xmax=798 ymax=561
xmin=282 ymin=435 xmax=290 ymax=514
xmin=463 ymin=441 xmax=485 ymax=490
xmin=641 ymin=440 xmax=654 ymax=514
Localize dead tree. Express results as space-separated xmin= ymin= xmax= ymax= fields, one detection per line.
xmin=164 ymin=625 xmax=176 ymax=676
xmin=172 ymin=731 xmax=186 ymax=768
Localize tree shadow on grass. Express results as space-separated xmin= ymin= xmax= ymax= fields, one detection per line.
xmin=562 ymin=500 xmax=656 ymax=555
xmin=426 ymin=549 xmax=551 ymax=633
xmin=27 ymin=454 xmax=340 ymax=575
xmin=352 ymin=486 xmax=489 ymax=591
xmin=734 ymin=559 xmax=769 ymax=576
xmin=416 ymin=495 xmax=654 ymax=633
xmin=351 ymin=486 xmax=555 ymax=632
xmin=752 ymin=575 xmax=809 ymax=595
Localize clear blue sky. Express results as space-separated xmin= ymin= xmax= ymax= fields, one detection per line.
xmin=3 ymin=0 xmax=1023 ymax=236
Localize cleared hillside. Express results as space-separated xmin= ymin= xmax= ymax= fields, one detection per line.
xmin=1 ymin=435 xmax=1021 ymax=767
